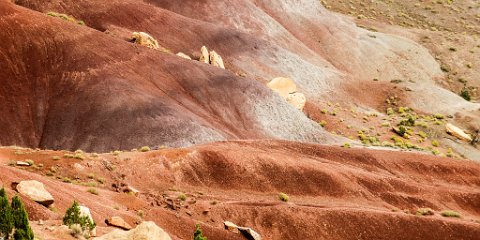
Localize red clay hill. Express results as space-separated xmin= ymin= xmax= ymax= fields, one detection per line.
xmin=0 ymin=0 xmax=479 ymax=239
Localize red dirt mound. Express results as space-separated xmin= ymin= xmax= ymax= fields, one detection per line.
xmin=0 ymin=1 xmax=332 ymax=152
xmin=1 ymin=140 xmax=479 ymax=239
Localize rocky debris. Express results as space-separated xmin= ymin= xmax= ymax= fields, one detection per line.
xmin=15 ymin=180 xmax=54 ymax=207
xmin=106 ymin=216 xmax=132 ymax=230
xmin=267 ymin=77 xmax=307 ymax=111
xmin=80 ymin=206 xmax=97 ymax=237
xmin=209 ymin=50 xmax=225 ymax=69
xmin=93 ymin=221 xmax=171 ymax=240
xmin=224 ymin=221 xmax=262 ymax=240
xmin=199 ymin=46 xmax=210 ymax=64
xmin=16 ymin=161 xmax=31 ymax=166
xmin=446 ymin=123 xmax=472 ymax=141
xmin=176 ymin=52 xmax=192 ymax=60
xmin=131 ymin=32 xmax=160 ymax=49
xmin=112 ymin=182 xmax=139 ymax=196
xmin=198 ymin=46 xmax=225 ymax=69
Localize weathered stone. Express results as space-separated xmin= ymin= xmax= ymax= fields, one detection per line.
xmin=93 ymin=221 xmax=171 ymax=240
xmin=446 ymin=123 xmax=472 ymax=141
xmin=267 ymin=77 xmax=297 ymax=98
xmin=176 ymin=52 xmax=192 ymax=60
xmin=16 ymin=161 xmax=31 ymax=166
xmin=106 ymin=216 xmax=132 ymax=230
xmin=209 ymin=50 xmax=225 ymax=69
xmin=16 ymin=180 xmax=54 ymax=207
xmin=80 ymin=206 xmax=97 ymax=237
xmin=286 ymin=92 xmax=306 ymax=111
xmin=224 ymin=221 xmax=261 ymax=240
xmin=199 ymin=46 xmax=210 ymax=64
xmin=131 ymin=32 xmax=159 ymax=50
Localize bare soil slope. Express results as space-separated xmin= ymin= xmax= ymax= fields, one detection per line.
xmin=1 ymin=140 xmax=479 ymax=239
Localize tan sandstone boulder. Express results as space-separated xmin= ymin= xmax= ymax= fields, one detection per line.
xmin=176 ymin=52 xmax=192 ymax=60
xmin=446 ymin=123 xmax=472 ymax=141
xmin=93 ymin=221 xmax=171 ymax=240
xmin=200 ymin=46 xmax=210 ymax=64
xmin=106 ymin=216 xmax=132 ymax=230
xmin=131 ymin=32 xmax=160 ymax=50
xmin=209 ymin=50 xmax=225 ymax=69
xmin=267 ymin=77 xmax=297 ymax=98
xmin=267 ymin=77 xmax=306 ymax=110
xmin=16 ymin=180 xmax=54 ymax=207
xmin=224 ymin=221 xmax=261 ymax=240
xmin=286 ymin=92 xmax=306 ymax=111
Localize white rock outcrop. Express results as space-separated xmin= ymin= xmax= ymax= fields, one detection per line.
xmin=16 ymin=180 xmax=54 ymax=206
xmin=446 ymin=123 xmax=472 ymax=141
xmin=131 ymin=32 xmax=160 ymax=50
xmin=93 ymin=221 xmax=171 ymax=240
xmin=209 ymin=50 xmax=225 ymax=69
xmin=267 ymin=77 xmax=307 ymax=111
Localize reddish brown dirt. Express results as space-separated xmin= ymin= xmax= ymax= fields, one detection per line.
xmin=0 ymin=1 xmax=330 ymax=152
xmin=1 ymin=140 xmax=479 ymax=239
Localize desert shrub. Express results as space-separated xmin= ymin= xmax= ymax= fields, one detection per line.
xmin=193 ymin=224 xmax=207 ymax=240
xmin=431 ymin=140 xmax=440 ymax=147
xmin=47 ymin=12 xmax=85 ymax=25
xmin=63 ymin=201 xmax=96 ymax=232
xmin=440 ymin=210 xmax=461 ymax=218
xmin=278 ymin=192 xmax=289 ymax=202
xmin=139 ymin=146 xmax=151 ymax=152
xmin=416 ymin=208 xmax=434 ymax=216
xmin=87 ymin=188 xmax=99 ymax=195
xmin=178 ymin=193 xmax=187 ymax=201
xmin=460 ymin=89 xmax=471 ymax=101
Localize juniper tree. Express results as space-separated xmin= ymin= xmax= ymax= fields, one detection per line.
xmin=11 ymin=196 xmax=34 ymax=240
xmin=0 ymin=188 xmax=13 ymax=238
xmin=63 ymin=201 xmax=96 ymax=232
xmin=193 ymin=224 xmax=207 ymax=240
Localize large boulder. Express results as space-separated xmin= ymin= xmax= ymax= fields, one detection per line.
xmin=267 ymin=77 xmax=306 ymax=110
xmin=224 ymin=221 xmax=262 ymax=240
xmin=199 ymin=46 xmax=210 ymax=63
xmin=16 ymin=180 xmax=54 ymax=207
xmin=446 ymin=123 xmax=472 ymax=141
xmin=106 ymin=216 xmax=132 ymax=230
xmin=80 ymin=206 xmax=97 ymax=237
xmin=209 ymin=50 xmax=225 ymax=69
xmin=93 ymin=221 xmax=171 ymax=240
xmin=286 ymin=92 xmax=306 ymax=111
xmin=267 ymin=77 xmax=297 ymax=98
xmin=131 ymin=32 xmax=160 ymax=50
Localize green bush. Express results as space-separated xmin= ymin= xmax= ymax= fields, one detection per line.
xmin=193 ymin=224 xmax=207 ymax=240
xmin=0 ymin=188 xmax=13 ymax=237
xmin=278 ymin=192 xmax=289 ymax=202
xmin=63 ymin=201 xmax=96 ymax=232
xmin=440 ymin=210 xmax=461 ymax=218
xmin=0 ymin=188 xmax=34 ymax=240
xmin=460 ymin=89 xmax=471 ymax=101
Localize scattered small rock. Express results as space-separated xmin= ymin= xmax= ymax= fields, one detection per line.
xmin=199 ymin=46 xmax=210 ymax=64
xmin=176 ymin=52 xmax=192 ymax=60
xmin=106 ymin=216 xmax=132 ymax=230
xmin=224 ymin=221 xmax=262 ymax=240
xmin=16 ymin=161 xmax=31 ymax=166
xmin=209 ymin=50 xmax=225 ymax=69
